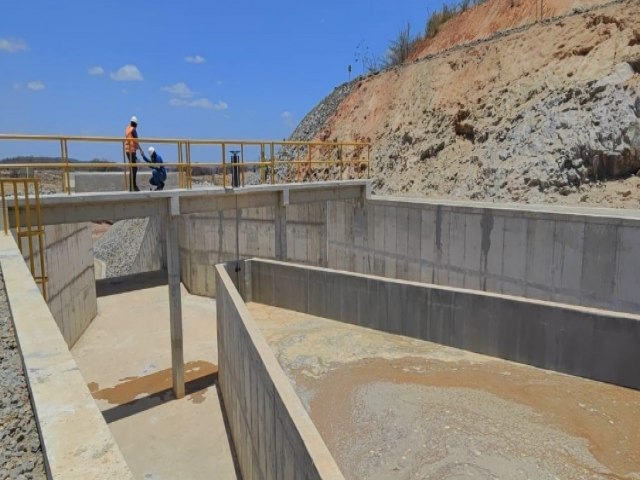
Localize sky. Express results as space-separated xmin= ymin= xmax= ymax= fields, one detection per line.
xmin=1 ymin=0 xmax=435 ymax=161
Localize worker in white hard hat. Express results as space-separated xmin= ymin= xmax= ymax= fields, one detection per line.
xmin=124 ymin=116 xmax=144 ymax=191
xmin=142 ymin=146 xmax=167 ymax=191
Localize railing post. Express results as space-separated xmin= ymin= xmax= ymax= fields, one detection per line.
xmin=176 ymin=142 xmax=182 ymax=189
xmin=260 ymin=144 xmax=266 ymax=184
xmin=0 ymin=181 xmax=7 ymax=234
xmin=60 ymin=139 xmax=67 ymax=193
xmin=63 ymin=139 xmax=71 ymax=195
xmin=222 ymin=143 xmax=227 ymax=188
xmin=240 ymin=144 xmax=245 ymax=187
xmin=270 ymin=143 xmax=275 ymax=185
xmin=34 ymin=179 xmax=47 ymax=301
xmin=122 ymin=140 xmax=128 ymax=191
xmin=186 ymin=141 xmax=192 ymax=189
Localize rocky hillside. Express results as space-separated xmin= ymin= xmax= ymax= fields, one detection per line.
xmin=296 ymin=0 xmax=640 ymax=208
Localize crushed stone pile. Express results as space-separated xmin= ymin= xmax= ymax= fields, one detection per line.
xmin=94 ymin=218 xmax=149 ymax=278
xmin=0 ymin=270 xmax=46 ymax=480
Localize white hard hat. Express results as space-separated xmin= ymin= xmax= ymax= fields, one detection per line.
xmin=148 ymin=146 xmax=155 ymax=155
xmin=130 ymin=115 xmax=138 ymax=124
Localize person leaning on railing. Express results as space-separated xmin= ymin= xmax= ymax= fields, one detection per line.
xmin=125 ymin=115 xmax=144 ymax=191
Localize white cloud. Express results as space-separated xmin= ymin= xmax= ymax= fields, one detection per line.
xmin=88 ymin=66 xmax=104 ymax=76
xmin=185 ymin=55 xmax=206 ymax=64
xmin=27 ymin=80 xmax=45 ymax=91
xmin=281 ymin=111 xmax=293 ymax=127
xmin=169 ymin=98 xmax=228 ymax=110
xmin=161 ymin=82 xmax=195 ymax=97
xmin=0 ymin=38 xmax=28 ymax=53
xmin=110 ymin=64 xmax=143 ymax=81
xmin=213 ymin=100 xmax=228 ymax=111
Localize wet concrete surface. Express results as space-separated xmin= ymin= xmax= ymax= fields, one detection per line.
xmin=72 ymin=285 xmax=239 ymax=480
xmin=248 ymin=302 xmax=640 ymax=480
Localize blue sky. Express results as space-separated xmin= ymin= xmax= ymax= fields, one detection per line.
xmin=1 ymin=0 xmax=433 ymax=161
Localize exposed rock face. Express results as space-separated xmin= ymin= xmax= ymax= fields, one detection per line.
xmin=296 ymin=0 xmax=640 ymax=207
xmin=289 ymin=82 xmax=357 ymax=142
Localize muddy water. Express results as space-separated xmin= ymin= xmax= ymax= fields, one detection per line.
xmin=247 ymin=303 xmax=640 ymax=480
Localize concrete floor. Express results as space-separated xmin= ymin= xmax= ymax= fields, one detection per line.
xmin=72 ymin=285 xmax=239 ymax=480
xmin=248 ymin=303 xmax=640 ymax=480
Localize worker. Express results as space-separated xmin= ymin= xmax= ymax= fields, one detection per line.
xmin=142 ymin=146 xmax=167 ymax=191
xmin=125 ymin=116 xmax=144 ymax=191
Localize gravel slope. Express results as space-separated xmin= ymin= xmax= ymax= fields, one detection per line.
xmin=0 ymin=270 xmax=46 ymax=480
xmin=94 ymin=218 xmax=149 ymax=278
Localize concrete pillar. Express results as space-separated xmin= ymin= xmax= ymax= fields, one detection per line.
xmin=165 ymin=197 xmax=184 ymax=398
xmin=275 ymin=190 xmax=288 ymax=260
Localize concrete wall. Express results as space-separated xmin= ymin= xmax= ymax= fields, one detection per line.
xmin=0 ymin=233 xmax=134 ymax=479
xmin=249 ymin=259 xmax=640 ymax=390
xmin=181 ymin=195 xmax=640 ymax=313
xmin=215 ymin=264 xmax=344 ymax=480
xmin=327 ymin=197 xmax=640 ymax=315
xmin=180 ymin=203 xmax=326 ymax=296
xmin=72 ymin=172 xmax=179 ymax=192
xmin=20 ymin=223 xmax=98 ymax=347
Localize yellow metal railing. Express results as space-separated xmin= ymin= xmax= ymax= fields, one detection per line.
xmin=0 ymin=177 xmax=48 ymax=300
xmin=0 ymin=134 xmax=371 ymax=194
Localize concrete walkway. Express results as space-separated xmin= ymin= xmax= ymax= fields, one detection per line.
xmin=72 ymin=285 xmax=239 ymax=480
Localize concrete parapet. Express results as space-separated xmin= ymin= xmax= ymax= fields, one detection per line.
xmin=0 ymin=233 xmax=133 ymax=479
xmin=215 ymin=263 xmax=344 ymax=480
xmin=328 ymin=196 xmax=640 ymax=314
xmin=176 ymin=191 xmax=640 ymax=313
xmin=249 ymin=259 xmax=640 ymax=390
xmin=72 ymin=171 xmax=179 ymax=192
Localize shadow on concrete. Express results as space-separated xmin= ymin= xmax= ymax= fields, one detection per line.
xmin=99 ymin=370 xmax=243 ymax=478
xmin=100 ymin=370 xmax=218 ymax=424
xmin=96 ymin=270 xmax=167 ymax=297
xmin=215 ymin=377 xmax=242 ymax=478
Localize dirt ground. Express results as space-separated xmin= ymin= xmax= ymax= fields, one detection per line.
xmin=249 ymin=302 xmax=640 ymax=480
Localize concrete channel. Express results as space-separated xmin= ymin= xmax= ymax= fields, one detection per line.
xmin=217 ymin=259 xmax=640 ymax=479
xmin=2 ymin=179 xmax=639 ymax=479
xmin=248 ymin=303 xmax=640 ymax=480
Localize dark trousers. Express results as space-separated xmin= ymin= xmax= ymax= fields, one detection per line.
xmin=150 ymin=169 xmax=165 ymax=189
xmin=126 ymin=152 xmax=138 ymax=191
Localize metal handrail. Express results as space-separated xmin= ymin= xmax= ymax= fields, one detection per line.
xmin=0 ymin=134 xmax=372 ymax=193
xmin=0 ymin=177 xmax=48 ymax=300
